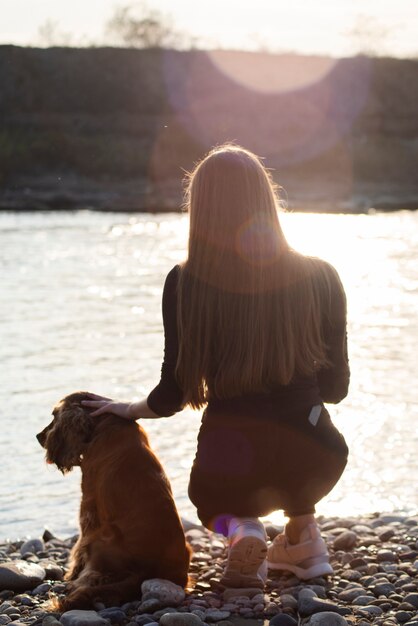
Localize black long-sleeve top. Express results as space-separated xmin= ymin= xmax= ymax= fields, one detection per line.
xmin=147 ymin=263 xmax=350 ymax=418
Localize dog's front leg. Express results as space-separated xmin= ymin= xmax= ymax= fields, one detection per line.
xmin=66 ymin=506 xmax=98 ymax=581
xmin=65 ymin=536 xmax=88 ymax=582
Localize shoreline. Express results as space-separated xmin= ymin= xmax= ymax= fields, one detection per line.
xmin=0 ymin=512 xmax=417 ymax=626
xmin=1 ymin=177 xmax=418 ymax=214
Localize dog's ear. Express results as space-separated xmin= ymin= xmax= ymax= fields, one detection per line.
xmin=43 ymin=403 xmax=94 ymax=473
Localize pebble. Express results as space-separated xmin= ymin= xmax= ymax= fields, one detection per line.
xmin=374 ymin=582 xmax=396 ymax=596
xmin=395 ymin=611 xmax=414 ymax=623
xmin=60 ymin=611 xmax=109 ymax=626
xmin=405 ymin=594 xmax=418 ymax=609
xmin=307 ymin=613 xmax=349 ymax=626
xmin=159 ymin=614 xmax=203 ymax=626
xmin=222 ymin=587 xmax=261 ymax=600
xmin=352 ymin=595 xmax=376 ymax=605
xmin=358 ymin=604 xmax=384 ymax=616
xmin=140 ymin=580 xmax=185 ymax=609
xmin=20 ymin=541 xmax=45 ymax=558
xmin=43 ymin=564 xmax=64 ymax=581
xmin=377 ymin=549 xmax=398 ymax=563
xmin=297 ymin=587 xmax=351 ymax=617
xmin=32 ymin=582 xmax=51 ymax=595
xmin=337 ymin=587 xmax=367 ymax=602
xmin=279 ymin=593 xmax=298 ymax=609
xmin=204 ymin=609 xmax=230 ymax=622
xmin=0 ymin=515 xmax=416 ymax=626
xmin=134 ymin=617 xmax=155 ymax=625
xmin=0 ymin=561 xmax=45 ymax=592
xmin=97 ymin=608 xmax=126 ymax=623
xmin=42 ymin=617 xmax=63 ymax=626
xmin=269 ymin=615 xmax=298 ymax=626
xmin=333 ymin=531 xmax=358 ymax=551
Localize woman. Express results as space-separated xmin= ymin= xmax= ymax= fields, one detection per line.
xmin=83 ymin=144 xmax=349 ymax=587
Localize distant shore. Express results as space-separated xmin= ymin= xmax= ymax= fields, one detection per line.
xmin=1 ymin=176 xmax=417 ymax=213
xmin=1 ymin=47 xmax=418 ymax=214
xmin=0 ymin=513 xmax=417 ymax=625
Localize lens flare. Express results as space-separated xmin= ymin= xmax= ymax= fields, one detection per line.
xmin=162 ymin=50 xmax=371 ymax=168
xmin=236 ymin=217 xmax=281 ymax=266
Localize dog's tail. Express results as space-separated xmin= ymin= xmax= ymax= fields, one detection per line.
xmin=57 ymin=572 xmax=144 ymax=611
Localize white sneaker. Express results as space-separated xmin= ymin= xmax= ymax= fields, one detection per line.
xmin=267 ymin=523 xmax=333 ymax=580
xmin=220 ymin=517 xmax=268 ymax=588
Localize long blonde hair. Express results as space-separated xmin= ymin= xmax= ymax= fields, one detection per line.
xmin=176 ymin=144 xmax=334 ymax=409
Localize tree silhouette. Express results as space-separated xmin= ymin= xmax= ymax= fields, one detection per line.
xmin=105 ymin=2 xmax=190 ymax=49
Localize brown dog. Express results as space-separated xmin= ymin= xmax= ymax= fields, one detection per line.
xmin=37 ymin=391 xmax=190 ymax=610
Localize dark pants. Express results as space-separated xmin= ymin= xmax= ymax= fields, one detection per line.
xmin=188 ymin=404 xmax=348 ymax=536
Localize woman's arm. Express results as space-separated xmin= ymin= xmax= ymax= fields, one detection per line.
xmin=81 ymin=393 xmax=160 ymax=419
xmin=317 ymin=262 xmax=350 ymax=404
xmin=145 ymin=265 xmax=184 ymax=416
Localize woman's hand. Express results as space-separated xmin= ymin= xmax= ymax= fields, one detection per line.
xmin=81 ymin=392 xmax=132 ymax=419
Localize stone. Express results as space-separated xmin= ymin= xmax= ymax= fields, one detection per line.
xmin=20 ymin=540 xmax=45 ymax=557
xmin=0 ymin=561 xmax=45 ymax=592
xmin=190 ymin=610 xmax=205 ymax=620
xmin=377 ymin=527 xmax=396 ymax=542
xmin=352 ymin=595 xmax=376 ymax=605
xmin=0 ymin=617 xmax=11 ymax=626
xmin=222 ymin=588 xmax=262 ymax=600
xmin=60 ymin=612 xmax=109 ymax=626
xmin=134 ymin=617 xmax=156 ymax=626
xmin=14 ymin=593 xmax=34 ymax=606
xmin=138 ymin=600 xmax=161 ymax=613
xmin=337 ymin=588 xmax=366 ymax=602
xmin=32 ymin=582 xmax=51 ymax=595
xmin=152 ymin=608 xmax=178 ymax=620
xmin=98 ymin=609 xmax=126 ymax=623
xmin=307 ymin=613 xmax=349 ymax=626
xmin=395 ymin=612 xmax=414 ymax=623
xmin=204 ymin=610 xmax=230 ymax=622
xmin=250 ymin=593 xmax=265 ymax=604
xmin=0 ymin=605 xmax=13 ymax=615
xmin=279 ymin=594 xmax=298 ymax=610
xmin=299 ymin=588 xmax=317 ymax=601
xmin=333 ymin=531 xmax=357 ymax=551
xmin=42 ymin=617 xmax=63 ymax=626
xmin=374 ymin=581 xmax=396 ymax=596
xmin=404 ymin=593 xmax=418 ymax=608
xmin=358 ymin=605 xmax=383 ymax=616
xmin=141 ymin=579 xmax=185 ymax=608
xmin=376 ymin=549 xmax=397 ymax=562
xmin=159 ymin=614 xmax=204 ymax=626
xmin=298 ymin=595 xmax=348 ymax=617
xmin=43 ymin=563 xmax=64 ymax=581
xmin=269 ymin=615 xmax=298 ymax=626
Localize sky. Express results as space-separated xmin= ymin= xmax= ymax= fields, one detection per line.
xmin=1 ymin=0 xmax=418 ymax=57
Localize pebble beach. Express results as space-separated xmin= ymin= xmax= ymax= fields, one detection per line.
xmin=0 ymin=514 xmax=417 ymax=626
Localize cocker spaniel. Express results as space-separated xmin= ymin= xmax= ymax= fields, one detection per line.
xmin=37 ymin=391 xmax=190 ymax=610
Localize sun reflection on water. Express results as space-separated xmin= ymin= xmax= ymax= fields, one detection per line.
xmin=0 ymin=210 xmax=417 ymax=539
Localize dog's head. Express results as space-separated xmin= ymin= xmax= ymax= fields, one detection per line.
xmin=36 ymin=391 xmax=95 ymax=473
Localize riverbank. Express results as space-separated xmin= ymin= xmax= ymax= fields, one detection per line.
xmin=1 ymin=47 xmax=418 ymax=213
xmin=1 ymin=176 xmax=418 ymax=213
xmin=0 ymin=513 xmax=417 ymax=626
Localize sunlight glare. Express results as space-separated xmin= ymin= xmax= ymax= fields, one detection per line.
xmin=206 ymin=51 xmax=338 ymax=94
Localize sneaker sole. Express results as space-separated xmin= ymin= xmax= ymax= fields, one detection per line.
xmin=267 ymin=559 xmax=334 ymax=580
xmin=221 ymin=536 xmax=268 ymax=588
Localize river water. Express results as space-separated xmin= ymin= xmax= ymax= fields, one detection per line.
xmin=1 ymin=210 xmax=417 ymax=541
